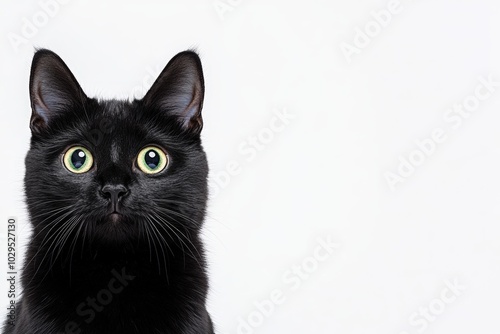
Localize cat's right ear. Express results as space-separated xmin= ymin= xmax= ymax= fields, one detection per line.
xmin=29 ymin=49 xmax=87 ymax=134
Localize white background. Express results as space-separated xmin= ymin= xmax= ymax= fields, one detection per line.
xmin=1 ymin=0 xmax=500 ymax=333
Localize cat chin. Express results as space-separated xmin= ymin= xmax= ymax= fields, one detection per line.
xmin=92 ymin=214 xmax=136 ymax=239
xmin=93 ymin=218 xmax=122 ymax=230
xmin=93 ymin=224 xmax=137 ymax=247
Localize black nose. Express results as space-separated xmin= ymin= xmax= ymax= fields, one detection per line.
xmin=100 ymin=184 xmax=129 ymax=207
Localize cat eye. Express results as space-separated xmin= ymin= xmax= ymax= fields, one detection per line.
xmin=137 ymin=146 xmax=168 ymax=174
xmin=63 ymin=146 xmax=94 ymax=174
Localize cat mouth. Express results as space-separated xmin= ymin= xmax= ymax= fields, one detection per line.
xmin=108 ymin=212 xmax=124 ymax=223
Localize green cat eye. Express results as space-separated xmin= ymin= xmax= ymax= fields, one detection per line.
xmin=137 ymin=146 xmax=168 ymax=174
xmin=63 ymin=146 xmax=94 ymax=174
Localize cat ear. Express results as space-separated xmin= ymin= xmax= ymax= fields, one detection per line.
xmin=29 ymin=49 xmax=87 ymax=134
xmin=142 ymin=50 xmax=205 ymax=134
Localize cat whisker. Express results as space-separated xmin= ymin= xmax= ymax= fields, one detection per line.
xmin=149 ymin=213 xmax=187 ymax=269
xmin=150 ymin=198 xmax=202 ymax=210
xmin=147 ymin=215 xmax=175 ymax=258
xmin=28 ymin=204 xmax=74 ymax=225
xmin=151 ymin=198 xmax=226 ymax=246
xmin=146 ymin=216 xmax=170 ymax=278
xmin=151 ymin=197 xmax=228 ymax=230
xmin=80 ymin=218 xmax=90 ymax=259
xmin=46 ymin=216 xmax=81 ymax=275
xmin=24 ymin=207 xmax=77 ymax=270
xmin=67 ymin=214 xmax=84 ymax=281
xmin=150 ymin=211 xmax=202 ymax=269
xmin=142 ymin=217 xmax=154 ymax=263
xmin=143 ymin=217 xmax=163 ymax=276
xmin=28 ymin=216 xmax=76 ymax=286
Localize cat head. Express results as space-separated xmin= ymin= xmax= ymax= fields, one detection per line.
xmin=25 ymin=49 xmax=208 ymax=248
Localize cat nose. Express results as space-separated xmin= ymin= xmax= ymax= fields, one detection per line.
xmin=100 ymin=184 xmax=129 ymax=204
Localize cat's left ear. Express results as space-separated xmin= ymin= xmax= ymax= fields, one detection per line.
xmin=142 ymin=50 xmax=205 ymax=134
xmin=29 ymin=49 xmax=87 ymax=134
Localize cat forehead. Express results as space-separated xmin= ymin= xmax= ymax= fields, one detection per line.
xmin=98 ymin=99 xmax=132 ymax=118
xmin=90 ymin=99 xmax=141 ymax=131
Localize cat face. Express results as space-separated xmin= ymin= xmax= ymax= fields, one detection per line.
xmin=25 ymin=50 xmax=208 ymax=247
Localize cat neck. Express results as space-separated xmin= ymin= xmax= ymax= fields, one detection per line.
xmin=22 ymin=231 xmax=208 ymax=292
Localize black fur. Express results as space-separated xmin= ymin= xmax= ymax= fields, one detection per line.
xmin=3 ymin=49 xmax=214 ymax=334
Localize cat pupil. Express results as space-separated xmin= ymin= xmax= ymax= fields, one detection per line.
xmin=71 ymin=149 xmax=86 ymax=169
xmin=146 ymin=150 xmax=160 ymax=169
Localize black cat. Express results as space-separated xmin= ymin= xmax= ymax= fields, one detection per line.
xmin=3 ymin=49 xmax=214 ymax=334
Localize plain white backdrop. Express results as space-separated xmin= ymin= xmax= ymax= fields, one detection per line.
xmin=1 ymin=0 xmax=500 ymax=333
